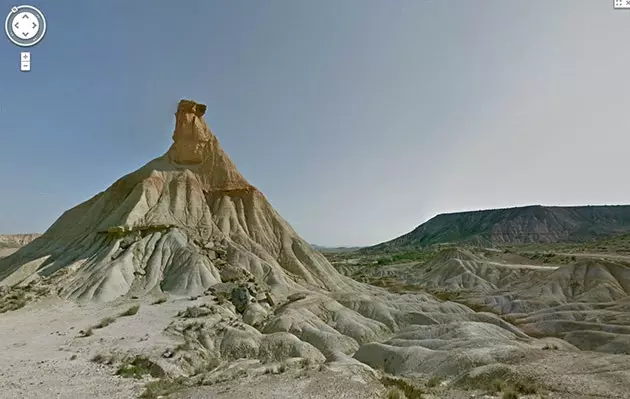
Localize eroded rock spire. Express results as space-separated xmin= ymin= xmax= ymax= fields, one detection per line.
xmin=168 ymin=99 xmax=212 ymax=165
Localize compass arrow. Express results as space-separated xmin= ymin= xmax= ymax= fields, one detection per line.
xmin=22 ymin=14 xmax=29 ymax=19
xmin=32 ymin=22 xmax=37 ymax=29
xmin=14 ymin=22 xmax=19 ymax=28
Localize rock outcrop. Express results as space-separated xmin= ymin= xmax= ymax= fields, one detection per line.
xmin=0 ymin=100 xmax=354 ymax=302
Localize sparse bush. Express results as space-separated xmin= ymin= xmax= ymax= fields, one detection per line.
xmin=502 ymin=387 xmax=519 ymax=399
xmin=425 ymin=375 xmax=441 ymax=388
xmin=182 ymin=321 xmax=205 ymax=332
xmin=91 ymin=353 xmax=116 ymax=365
xmin=152 ymin=297 xmax=167 ymax=305
xmin=79 ymin=326 xmax=94 ymax=337
xmin=119 ymin=304 xmax=140 ymax=317
xmin=514 ymin=380 xmax=538 ymax=394
xmin=139 ymin=378 xmax=186 ymax=399
xmin=430 ymin=290 xmax=459 ymax=302
xmin=116 ymin=356 xmax=163 ymax=379
xmin=95 ymin=316 xmax=116 ymax=329
xmin=70 ymin=354 xmax=77 ymax=360
xmin=386 ymin=387 xmax=406 ymax=399
xmin=299 ymin=357 xmax=311 ymax=368
xmin=0 ymin=290 xmax=27 ymax=313
xmin=491 ymin=379 xmax=506 ymax=393
xmin=381 ymin=376 xmax=424 ymax=399
xmin=277 ymin=363 xmax=287 ymax=373
xmin=91 ymin=353 xmax=108 ymax=363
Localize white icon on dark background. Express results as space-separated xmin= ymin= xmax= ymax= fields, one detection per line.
xmin=4 ymin=5 xmax=47 ymax=47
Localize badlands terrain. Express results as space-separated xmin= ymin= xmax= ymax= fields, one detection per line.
xmin=1 ymin=100 xmax=630 ymax=399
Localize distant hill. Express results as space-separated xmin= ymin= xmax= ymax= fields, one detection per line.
xmin=311 ymin=244 xmax=362 ymax=253
xmin=366 ymin=205 xmax=630 ymax=251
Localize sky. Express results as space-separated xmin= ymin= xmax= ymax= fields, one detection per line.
xmin=0 ymin=0 xmax=629 ymax=247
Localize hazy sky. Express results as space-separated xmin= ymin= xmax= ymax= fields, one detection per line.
xmin=0 ymin=1 xmax=628 ymax=246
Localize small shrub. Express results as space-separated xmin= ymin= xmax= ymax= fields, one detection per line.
xmin=116 ymin=356 xmax=162 ymax=379
xmin=139 ymin=378 xmax=185 ymax=399
xmin=491 ymin=379 xmax=506 ymax=393
xmin=119 ymin=304 xmax=140 ymax=317
xmin=91 ymin=353 xmax=108 ymax=363
xmin=79 ymin=326 xmax=93 ymax=337
xmin=502 ymin=387 xmax=519 ymax=399
xmin=425 ymin=375 xmax=441 ymax=388
xmin=70 ymin=354 xmax=77 ymax=360
xmin=431 ymin=290 xmax=459 ymax=302
xmin=514 ymin=380 xmax=538 ymax=394
xmin=0 ymin=290 xmax=27 ymax=314
xmin=277 ymin=363 xmax=287 ymax=373
xmin=386 ymin=387 xmax=406 ymax=399
xmin=299 ymin=357 xmax=311 ymax=368
xmin=91 ymin=353 xmax=114 ymax=364
xmin=95 ymin=317 xmax=116 ymax=329
xmin=152 ymin=297 xmax=167 ymax=305
xmin=381 ymin=376 xmax=424 ymax=399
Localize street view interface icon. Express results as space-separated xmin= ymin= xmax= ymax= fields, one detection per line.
xmin=4 ymin=5 xmax=47 ymax=72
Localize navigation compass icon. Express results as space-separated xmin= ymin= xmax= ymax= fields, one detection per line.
xmin=5 ymin=5 xmax=46 ymax=47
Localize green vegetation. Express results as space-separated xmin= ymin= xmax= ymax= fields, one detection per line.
xmin=374 ymin=250 xmax=437 ymax=266
xmin=381 ymin=376 xmax=424 ymax=399
xmin=425 ymin=375 xmax=441 ymax=388
xmin=479 ymin=378 xmax=538 ymax=398
xmin=502 ymin=389 xmax=518 ymax=399
xmin=491 ymin=379 xmax=506 ymax=393
xmin=116 ymin=356 xmax=163 ymax=379
xmin=506 ymin=232 xmax=630 ymax=255
xmin=0 ymin=290 xmax=27 ymax=313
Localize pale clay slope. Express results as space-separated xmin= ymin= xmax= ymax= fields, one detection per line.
xmin=0 ymin=233 xmax=40 ymax=259
xmin=1 ymin=100 xmax=629 ymax=398
xmin=0 ymin=100 xmax=353 ymax=301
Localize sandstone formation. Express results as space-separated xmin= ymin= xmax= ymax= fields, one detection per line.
xmin=0 ymin=100 xmax=354 ymax=302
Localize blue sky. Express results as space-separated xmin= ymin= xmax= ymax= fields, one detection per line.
xmin=1 ymin=1 xmax=629 ymax=246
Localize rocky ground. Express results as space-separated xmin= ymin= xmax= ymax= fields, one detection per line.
xmin=2 ymin=268 xmax=630 ymax=398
